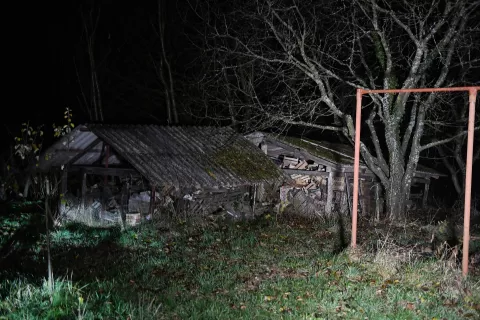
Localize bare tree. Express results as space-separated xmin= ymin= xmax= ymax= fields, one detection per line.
xmin=76 ymin=7 xmax=106 ymax=122
xmin=192 ymin=0 xmax=480 ymax=218
xmin=153 ymin=0 xmax=179 ymax=124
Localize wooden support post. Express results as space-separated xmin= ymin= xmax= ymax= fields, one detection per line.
xmin=120 ymin=182 xmax=129 ymax=228
xmin=422 ymin=180 xmax=430 ymax=208
xmin=344 ymin=173 xmax=351 ymax=216
xmin=104 ymin=144 xmax=110 ymax=185
xmin=81 ymin=170 xmax=87 ymax=213
xmin=58 ymin=169 xmax=68 ymax=216
xmin=100 ymin=145 xmax=110 ymax=221
xmin=148 ymin=186 xmax=156 ymax=217
xmin=326 ymin=171 xmax=334 ymax=214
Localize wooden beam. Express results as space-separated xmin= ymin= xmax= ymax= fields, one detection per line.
xmin=104 ymin=144 xmax=110 ymax=186
xmin=412 ymin=177 xmax=430 ymax=184
xmin=65 ymin=138 xmax=102 ymax=166
xmin=70 ymin=166 xmax=139 ymax=177
xmin=55 ymin=149 xmax=101 ymax=155
xmin=283 ymin=169 xmax=330 ymax=177
xmin=422 ymin=180 xmax=430 ymax=208
xmin=413 ymin=172 xmax=442 ymax=179
xmin=326 ymin=171 xmax=334 ymax=214
xmin=283 ymin=169 xmax=374 ymax=180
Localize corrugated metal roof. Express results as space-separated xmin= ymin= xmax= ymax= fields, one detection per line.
xmin=39 ymin=126 xmax=99 ymax=170
xmin=39 ymin=124 xmax=282 ymax=189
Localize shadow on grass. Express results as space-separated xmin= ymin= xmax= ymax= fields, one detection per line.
xmin=0 ymin=203 xmax=46 ymax=272
xmin=332 ymin=212 xmax=349 ymax=254
xmin=0 ymin=214 xmax=138 ymax=284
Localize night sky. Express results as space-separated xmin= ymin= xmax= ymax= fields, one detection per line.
xmin=3 ymin=0 xmax=196 ymax=149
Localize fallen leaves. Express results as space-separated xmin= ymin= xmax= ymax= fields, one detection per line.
xmin=279 ymin=306 xmax=292 ymax=313
xmin=443 ymin=299 xmax=458 ymax=307
xmin=264 ymin=295 xmax=276 ymax=302
xmin=405 ymin=302 xmax=416 ymax=311
xmin=230 ymin=303 xmax=247 ymax=310
xmin=213 ymin=288 xmax=229 ymax=295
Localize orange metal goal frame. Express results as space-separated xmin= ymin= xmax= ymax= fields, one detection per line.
xmin=351 ymin=86 xmax=479 ymax=276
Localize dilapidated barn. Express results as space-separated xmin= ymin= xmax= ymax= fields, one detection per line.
xmin=245 ymin=132 xmax=445 ymax=218
xmin=37 ymin=125 xmax=282 ymax=225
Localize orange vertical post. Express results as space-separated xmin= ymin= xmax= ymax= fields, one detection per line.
xmin=462 ymin=88 xmax=477 ymax=276
xmin=351 ymin=89 xmax=363 ymax=248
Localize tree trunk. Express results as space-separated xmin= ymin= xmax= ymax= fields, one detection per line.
xmin=23 ymin=176 xmax=31 ymax=199
xmin=385 ymin=180 xmax=409 ymax=219
xmin=158 ymin=0 xmax=178 ymax=124
xmin=384 ymin=147 xmax=409 ymax=218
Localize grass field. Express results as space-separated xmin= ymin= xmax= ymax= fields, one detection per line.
xmin=0 ymin=203 xmax=479 ymax=319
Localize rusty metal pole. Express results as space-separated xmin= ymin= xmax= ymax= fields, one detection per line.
xmin=462 ymin=88 xmax=477 ymax=277
xmin=351 ymin=89 xmax=363 ymax=248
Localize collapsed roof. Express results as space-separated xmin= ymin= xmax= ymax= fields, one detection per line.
xmin=245 ymin=132 xmax=444 ymax=179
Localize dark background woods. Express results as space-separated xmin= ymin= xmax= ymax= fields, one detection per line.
xmin=2 ymin=0 xmax=479 ymax=206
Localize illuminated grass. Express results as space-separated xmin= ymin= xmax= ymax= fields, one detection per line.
xmin=1 ymin=211 xmax=479 ymax=319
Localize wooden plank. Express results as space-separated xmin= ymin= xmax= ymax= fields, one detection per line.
xmin=294 ymin=160 xmax=308 ymax=170
xmin=332 ymin=177 xmax=346 ymax=191
xmin=283 ymin=169 xmax=330 ymax=177
xmin=412 ymin=177 xmax=430 ymax=184
xmin=305 ymin=182 xmax=316 ymax=190
xmin=284 ymin=156 xmax=299 ymax=162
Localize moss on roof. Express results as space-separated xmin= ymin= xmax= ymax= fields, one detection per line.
xmin=213 ymin=144 xmax=282 ymax=181
xmin=274 ymin=135 xmax=355 ymax=165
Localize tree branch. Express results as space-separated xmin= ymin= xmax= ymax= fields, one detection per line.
xmin=420 ymin=126 xmax=480 ymax=151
